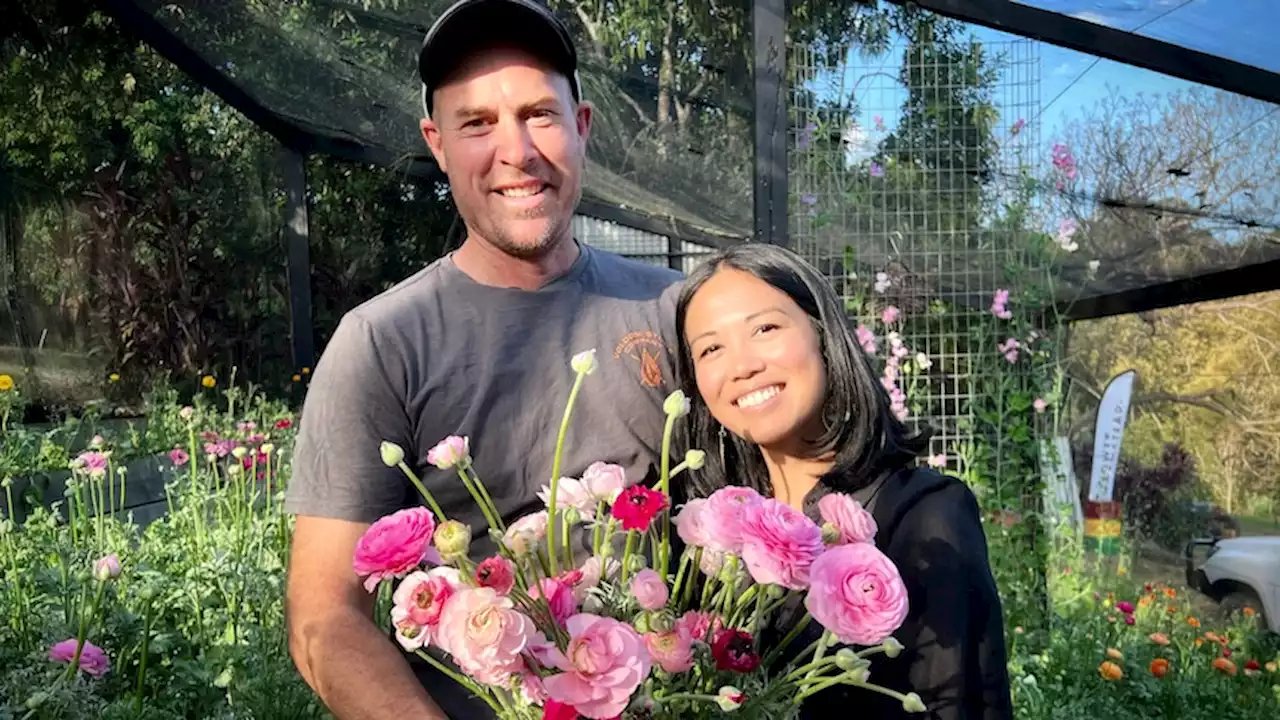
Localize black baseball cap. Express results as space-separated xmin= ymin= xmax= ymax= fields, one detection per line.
xmin=418 ymin=0 xmax=582 ymax=118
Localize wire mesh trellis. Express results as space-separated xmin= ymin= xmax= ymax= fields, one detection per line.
xmin=787 ymin=26 xmax=1054 ymax=599
xmin=574 ymin=215 xmax=721 ymax=274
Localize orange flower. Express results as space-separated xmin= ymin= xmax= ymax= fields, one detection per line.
xmin=1203 ymin=632 xmax=1221 ymax=644
xmin=1163 ymin=587 xmax=1177 ymax=599
xmin=1099 ymin=661 xmax=1124 ymax=681
xmin=1194 ymin=638 xmax=1205 ymax=648
xmin=1186 ymin=616 xmax=1200 ymax=628
xmin=1241 ymin=606 xmax=1256 ymax=617
xmin=1211 ymin=657 xmax=1236 ymax=676
xmin=1148 ymin=632 xmax=1170 ymax=646
xmin=1149 ymin=658 xmax=1170 ymax=678
xmin=1106 ymin=648 xmax=1124 ymax=661
xmin=1166 ymin=605 xmax=1177 ymax=615
xmin=1138 ymin=595 xmax=1154 ymax=608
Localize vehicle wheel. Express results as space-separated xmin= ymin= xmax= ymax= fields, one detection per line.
xmin=1218 ymin=589 xmax=1267 ymax=629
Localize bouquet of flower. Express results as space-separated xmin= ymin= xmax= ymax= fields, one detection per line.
xmin=355 ymin=350 xmax=925 ymax=719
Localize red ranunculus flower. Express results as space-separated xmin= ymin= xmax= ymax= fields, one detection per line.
xmin=611 ymin=485 xmax=669 ymax=532
xmin=711 ymin=628 xmax=761 ymax=673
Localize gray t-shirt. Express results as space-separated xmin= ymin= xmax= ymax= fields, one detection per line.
xmin=284 ymin=242 xmax=683 ymax=717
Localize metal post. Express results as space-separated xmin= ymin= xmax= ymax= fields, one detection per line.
xmin=281 ymin=146 xmax=315 ymax=372
xmin=752 ymin=0 xmax=789 ymax=246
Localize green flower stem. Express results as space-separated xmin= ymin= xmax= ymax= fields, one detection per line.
xmin=656 ymin=692 xmax=721 ymax=705
xmin=561 ymin=513 xmax=574 ymax=570
xmin=761 ymin=614 xmax=815 ymax=673
xmin=618 ymin=530 xmax=638 ymax=586
xmin=591 ymin=501 xmax=606 ymax=555
xmin=656 ymin=409 xmax=679 ymax=574
xmin=134 ymin=595 xmax=156 ymax=714
xmin=669 ymin=549 xmax=692 ymax=610
xmin=413 ymin=650 xmax=502 ymax=714
xmin=462 ymin=462 xmax=505 ymax=532
xmin=682 ymin=547 xmax=703 ymax=607
xmin=452 ymin=467 xmax=499 ymax=533
xmin=395 ymin=461 xmax=447 ymax=522
xmin=547 ymin=368 xmax=590 ymax=576
xmin=63 ymin=578 xmax=107 ymax=681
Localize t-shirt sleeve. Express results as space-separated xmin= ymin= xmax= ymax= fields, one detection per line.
xmin=875 ymin=482 xmax=1014 ymax=720
xmin=283 ymin=312 xmax=414 ymax=524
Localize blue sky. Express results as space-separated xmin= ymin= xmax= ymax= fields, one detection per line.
xmin=810 ymin=0 xmax=1277 ymax=156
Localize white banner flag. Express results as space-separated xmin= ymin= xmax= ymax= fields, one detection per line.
xmin=1087 ymin=370 xmax=1137 ymax=503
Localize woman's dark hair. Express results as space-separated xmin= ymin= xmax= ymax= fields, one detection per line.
xmin=673 ymin=243 xmax=932 ymax=502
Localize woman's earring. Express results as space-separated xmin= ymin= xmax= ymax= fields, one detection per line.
xmin=718 ymin=425 xmax=727 ymax=467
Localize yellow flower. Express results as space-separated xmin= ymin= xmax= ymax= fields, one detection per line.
xmin=292 ymin=374 xmax=302 ymax=382
xmin=1099 ymin=661 xmax=1123 ymax=681
xmin=201 ymin=375 xmax=216 ymax=388
xmin=301 ymin=367 xmax=311 ymax=375
xmin=108 ymin=373 xmax=120 ymax=382
xmin=0 ymin=374 xmax=13 ymax=392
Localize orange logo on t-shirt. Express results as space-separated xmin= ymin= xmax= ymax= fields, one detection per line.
xmin=614 ymin=331 xmax=669 ymax=388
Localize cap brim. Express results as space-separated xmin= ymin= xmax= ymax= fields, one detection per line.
xmin=418 ymin=0 xmax=578 ymax=115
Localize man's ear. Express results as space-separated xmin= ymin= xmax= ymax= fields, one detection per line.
xmin=574 ymin=99 xmax=594 ymax=146
xmin=420 ymin=118 xmax=447 ymax=172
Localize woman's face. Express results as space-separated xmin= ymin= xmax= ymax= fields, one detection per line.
xmin=683 ymin=267 xmax=827 ymax=451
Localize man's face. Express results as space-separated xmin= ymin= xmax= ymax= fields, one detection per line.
xmin=421 ymin=46 xmax=592 ymax=260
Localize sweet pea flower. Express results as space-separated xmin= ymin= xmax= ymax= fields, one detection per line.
xmin=805 ymin=541 xmax=909 ymax=646
xmin=542 ymin=614 xmax=651 ymax=719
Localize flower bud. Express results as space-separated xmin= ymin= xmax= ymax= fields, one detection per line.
xmin=834 ymin=648 xmax=860 ymax=671
xmin=434 ymin=520 xmax=472 ymax=559
xmin=882 ymin=636 xmax=904 ymax=658
xmin=260 ymin=443 xmax=274 ymax=455
xmin=632 ymin=612 xmax=653 ymax=634
xmin=562 ymin=507 xmax=581 ymax=526
xmin=625 ymin=553 xmax=648 ymax=573
xmin=663 ymin=390 xmax=690 ymax=418
xmin=902 ymin=692 xmax=926 ymax=713
xmin=379 ymin=441 xmax=405 ymax=467
xmin=25 ymin=692 xmax=48 ymax=710
xmin=821 ymin=522 xmax=842 ymax=545
xmin=571 ymin=349 xmax=598 ymax=375
xmin=716 ymin=686 xmax=745 ymax=711
xmin=649 ymin=611 xmax=675 ymax=633
xmin=684 ymin=449 xmax=706 ymax=470
xmin=426 ymin=436 xmax=470 ymax=470
xmin=231 ymin=446 xmax=248 ymax=460
xmin=93 ymin=553 xmax=121 ymax=582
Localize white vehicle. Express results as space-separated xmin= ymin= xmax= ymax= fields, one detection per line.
xmin=1185 ymin=534 xmax=1280 ymax=635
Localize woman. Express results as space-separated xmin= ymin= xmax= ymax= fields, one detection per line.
xmin=672 ymin=243 xmax=1013 ymax=720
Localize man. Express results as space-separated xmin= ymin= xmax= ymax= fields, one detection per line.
xmin=282 ymin=1 xmax=683 ymax=718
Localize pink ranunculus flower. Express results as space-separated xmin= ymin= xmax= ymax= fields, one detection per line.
xmin=518 ymin=668 xmax=549 ymax=705
xmin=703 ymin=486 xmax=766 ymax=555
xmin=739 ymin=498 xmax=825 ymax=589
xmin=475 ymin=555 xmax=516 ymax=595
xmin=502 ymin=510 xmax=548 ymax=556
xmin=674 ymin=610 xmax=724 ymax=643
xmin=574 ymin=556 xmax=619 ymax=603
xmin=353 ymin=507 xmax=438 ymax=593
xmin=699 ymin=547 xmax=726 ymax=576
xmin=674 ymin=498 xmax=712 ymax=547
xmin=426 ymin=435 xmax=470 ymax=469
xmin=805 ymin=541 xmax=909 ymax=646
xmin=435 ymin=587 xmax=535 ymax=686
xmin=393 ymin=567 xmax=460 ymax=629
xmin=629 ymin=568 xmax=669 ymax=611
xmin=529 ymin=577 xmax=577 ymax=626
xmin=818 ymin=494 xmax=878 ymax=545
xmin=538 ymin=476 xmax=596 ymax=518
xmin=49 ymin=638 xmax=110 ymax=677
xmin=543 ymin=614 xmax=652 ymax=719
xmin=580 ymin=461 xmax=627 ymax=505
xmin=643 ymin=627 xmax=695 ymax=673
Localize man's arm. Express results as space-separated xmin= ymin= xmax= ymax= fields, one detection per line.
xmin=286 ymin=515 xmax=449 ymax=720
